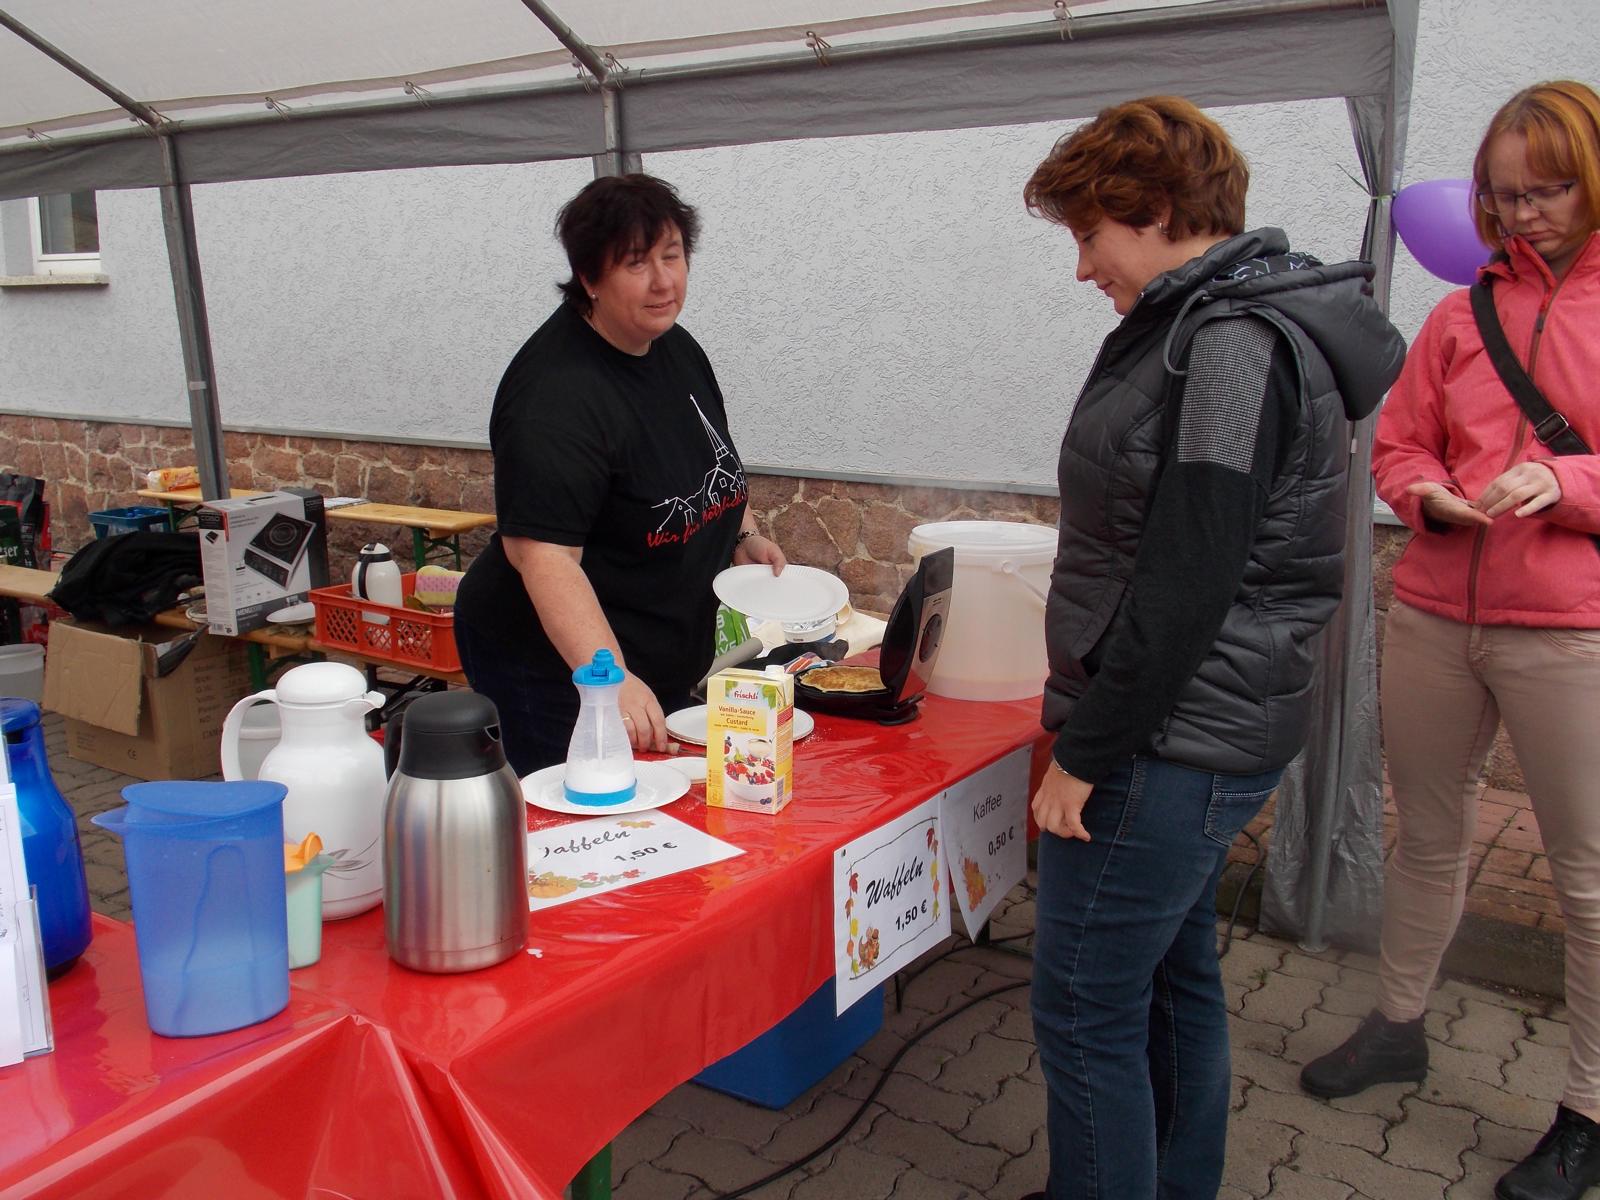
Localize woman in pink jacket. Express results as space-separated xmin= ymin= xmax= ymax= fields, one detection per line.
xmin=1300 ymin=80 xmax=1600 ymax=1200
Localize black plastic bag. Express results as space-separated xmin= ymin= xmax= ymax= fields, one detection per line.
xmin=48 ymin=531 xmax=204 ymax=628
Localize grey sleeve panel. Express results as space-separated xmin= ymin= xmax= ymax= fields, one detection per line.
xmin=1175 ymin=316 xmax=1280 ymax=474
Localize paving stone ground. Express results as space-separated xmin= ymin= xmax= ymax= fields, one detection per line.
xmin=46 ymin=713 xmax=1572 ymax=1200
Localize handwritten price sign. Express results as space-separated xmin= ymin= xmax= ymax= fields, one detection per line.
xmin=525 ymin=812 xmax=742 ymax=911
xmin=939 ymin=747 xmax=1030 ymax=936
xmin=832 ymin=796 xmax=950 ymax=1014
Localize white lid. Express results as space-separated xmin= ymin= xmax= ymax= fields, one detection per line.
xmin=274 ymin=661 xmax=370 ymax=706
xmin=908 ymin=518 xmax=1056 ymax=553
xmin=909 ymin=520 xmax=1056 ymax=562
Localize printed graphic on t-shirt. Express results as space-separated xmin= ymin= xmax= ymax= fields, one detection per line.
xmin=647 ymin=394 xmax=748 ymax=548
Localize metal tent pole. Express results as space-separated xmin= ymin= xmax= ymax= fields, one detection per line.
xmin=516 ymin=0 xmax=637 ymax=178
xmin=1273 ymin=0 xmax=1414 ymax=953
xmin=157 ymin=137 xmax=229 ymax=501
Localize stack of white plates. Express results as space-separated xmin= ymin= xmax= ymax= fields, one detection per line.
xmin=713 ymin=565 xmax=849 ymax=643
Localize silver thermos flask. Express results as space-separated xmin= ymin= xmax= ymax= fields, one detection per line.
xmin=383 ymin=691 xmax=527 ymax=973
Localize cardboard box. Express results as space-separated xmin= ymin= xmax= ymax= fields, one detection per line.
xmin=197 ymin=488 xmax=328 ymax=635
xmin=705 ymin=666 xmax=794 ymax=814
xmin=42 ymin=619 xmax=254 ymax=781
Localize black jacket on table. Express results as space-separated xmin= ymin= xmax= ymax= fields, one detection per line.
xmin=1042 ymin=227 xmax=1406 ymax=781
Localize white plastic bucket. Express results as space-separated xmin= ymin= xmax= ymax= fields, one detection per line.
xmin=0 ymin=644 xmax=46 ymax=702
xmin=907 ymin=521 xmax=1056 ymax=702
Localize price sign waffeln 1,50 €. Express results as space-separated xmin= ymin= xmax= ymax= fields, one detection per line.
xmin=833 ymin=795 xmax=950 ymax=1014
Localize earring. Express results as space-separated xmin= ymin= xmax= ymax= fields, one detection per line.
xmin=588 ymin=293 xmax=597 ymax=300
xmin=1158 ymin=222 xmax=1168 ymax=234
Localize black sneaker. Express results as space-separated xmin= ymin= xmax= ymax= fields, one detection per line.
xmin=1497 ymin=1106 xmax=1600 ymax=1200
xmin=1299 ymin=1009 xmax=1428 ymax=1098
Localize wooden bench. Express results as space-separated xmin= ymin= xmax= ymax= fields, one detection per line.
xmin=134 ymin=486 xmax=261 ymax=530
xmin=3 ymin=564 xmax=308 ymax=691
xmin=135 ymin=488 xmax=494 ymax=568
xmin=324 ymin=502 xmax=494 ymax=569
xmin=0 ymin=564 xmax=61 ymax=606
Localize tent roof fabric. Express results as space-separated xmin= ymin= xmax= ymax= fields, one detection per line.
xmin=0 ymin=0 xmax=1406 ymax=200
xmin=0 ymin=0 xmax=1418 ymax=952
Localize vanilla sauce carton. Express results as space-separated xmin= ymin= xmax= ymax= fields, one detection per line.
xmin=706 ymin=666 xmax=794 ymax=813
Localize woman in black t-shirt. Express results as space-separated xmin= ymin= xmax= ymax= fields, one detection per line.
xmin=454 ymin=174 xmax=786 ymax=775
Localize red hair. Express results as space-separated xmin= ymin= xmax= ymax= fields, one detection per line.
xmin=1023 ymin=95 xmax=1247 ymax=239
xmin=1472 ymin=80 xmax=1600 ymax=246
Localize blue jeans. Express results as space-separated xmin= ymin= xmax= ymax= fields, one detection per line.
xmin=1032 ymin=755 xmax=1281 ymax=1200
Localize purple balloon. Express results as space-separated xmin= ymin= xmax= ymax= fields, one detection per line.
xmin=1392 ymin=178 xmax=1495 ymax=286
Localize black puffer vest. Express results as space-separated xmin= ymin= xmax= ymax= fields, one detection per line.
xmin=1041 ymin=228 xmax=1406 ymax=774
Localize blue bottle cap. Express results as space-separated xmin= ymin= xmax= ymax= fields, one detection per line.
xmin=572 ymin=648 xmax=625 ymax=686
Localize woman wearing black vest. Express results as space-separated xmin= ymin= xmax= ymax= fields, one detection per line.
xmin=1017 ymin=97 xmax=1405 ymax=1200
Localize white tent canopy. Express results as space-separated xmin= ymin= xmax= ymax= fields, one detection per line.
xmin=0 ymin=0 xmax=1420 ymax=949
xmin=4 ymin=0 xmax=1404 ymax=197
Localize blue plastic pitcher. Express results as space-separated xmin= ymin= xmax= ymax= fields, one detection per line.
xmin=93 ymin=780 xmax=290 ymax=1038
xmin=1 ymin=698 xmax=92 ymax=975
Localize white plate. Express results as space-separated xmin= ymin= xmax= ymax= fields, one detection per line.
xmin=713 ymin=564 xmax=849 ymax=625
xmin=665 ymin=704 xmax=815 ymax=747
xmin=184 ymin=601 xmax=207 ymax=624
xmin=661 ymin=756 xmax=709 ymax=782
xmin=267 ymin=602 xmax=317 ymax=625
xmin=521 ymin=760 xmax=691 ymax=816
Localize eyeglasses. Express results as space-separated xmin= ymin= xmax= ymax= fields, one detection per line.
xmin=1475 ymin=181 xmax=1577 ymax=215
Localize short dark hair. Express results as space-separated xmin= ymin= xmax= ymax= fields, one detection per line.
xmin=555 ymin=174 xmax=701 ymax=314
xmin=1024 ymin=95 xmax=1247 ymax=240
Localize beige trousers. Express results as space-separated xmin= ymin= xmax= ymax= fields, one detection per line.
xmin=1378 ymin=600 xmax=1600 ymax=1111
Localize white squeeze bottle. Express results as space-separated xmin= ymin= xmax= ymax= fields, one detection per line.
xmin=563 ymin=650 xmax=638 ymax=806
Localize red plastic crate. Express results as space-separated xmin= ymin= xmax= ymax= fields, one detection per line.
xmin=310 ymin=573 xmax=460 ymax=673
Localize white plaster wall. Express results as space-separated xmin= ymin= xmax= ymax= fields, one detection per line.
xmin=1 ymin=0 xmax=1595 ymax=488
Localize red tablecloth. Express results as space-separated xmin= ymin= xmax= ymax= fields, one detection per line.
xmin=1 ymin=694 xmax=1050 ymax=1199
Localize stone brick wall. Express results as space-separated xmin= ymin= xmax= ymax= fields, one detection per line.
xmin=1 ymin=413 xmax=499 ymax=570
xmin=2 ymin=413 xmax=1522 ymax=788
xmin=0 ymin=412 xmax=1060 ymax=611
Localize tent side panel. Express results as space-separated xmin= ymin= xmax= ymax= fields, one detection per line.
xmin=625 ymin=7 xmax=1393 ymax=155
xmin=0 ymin=89 xmax=605 ymax=201
xmin=0 ymin=138 xmax=166 ymax=203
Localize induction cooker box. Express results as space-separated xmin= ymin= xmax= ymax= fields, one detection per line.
xmin=197 ymin=489 xmax=329 ymax=635
xmin=793 ymin=547 xmax=954 ymax=724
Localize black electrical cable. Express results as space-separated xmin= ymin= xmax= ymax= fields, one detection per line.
xmin=707 ymin=977 xmax=1031 ymax=1200
xmin=705 ymin=838 xmax=1261 ymax=1199
xmin=704 ymin=840 xmax=1262 ymax=1195
xmin=987 ymin=930 xmax=1035 ymax=947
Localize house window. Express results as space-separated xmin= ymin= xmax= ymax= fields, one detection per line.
xmin=31 ymin=192 xmax=101 ymax=275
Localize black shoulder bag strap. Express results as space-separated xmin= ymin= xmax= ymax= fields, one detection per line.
xmin=1469 ymin=278 xmax=1593 ymax=454
xmin=1470 ymin=277 xmax=1600 ymax=555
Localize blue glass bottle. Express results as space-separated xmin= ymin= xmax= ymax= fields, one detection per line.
xmin=2 ymin=698 xmax=92 ymax=974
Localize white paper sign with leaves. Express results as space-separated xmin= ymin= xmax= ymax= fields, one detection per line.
xmin=941 ymin=747 xmax=1031 ymax=937
xmin=832 ymin=796 xmax=950 ymax=1014
xmin=525 ymin=812 xmax=742 ymax=910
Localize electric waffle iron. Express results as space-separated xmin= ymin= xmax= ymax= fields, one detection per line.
xmin=794 ymin=547 xmax=954 ymax=724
